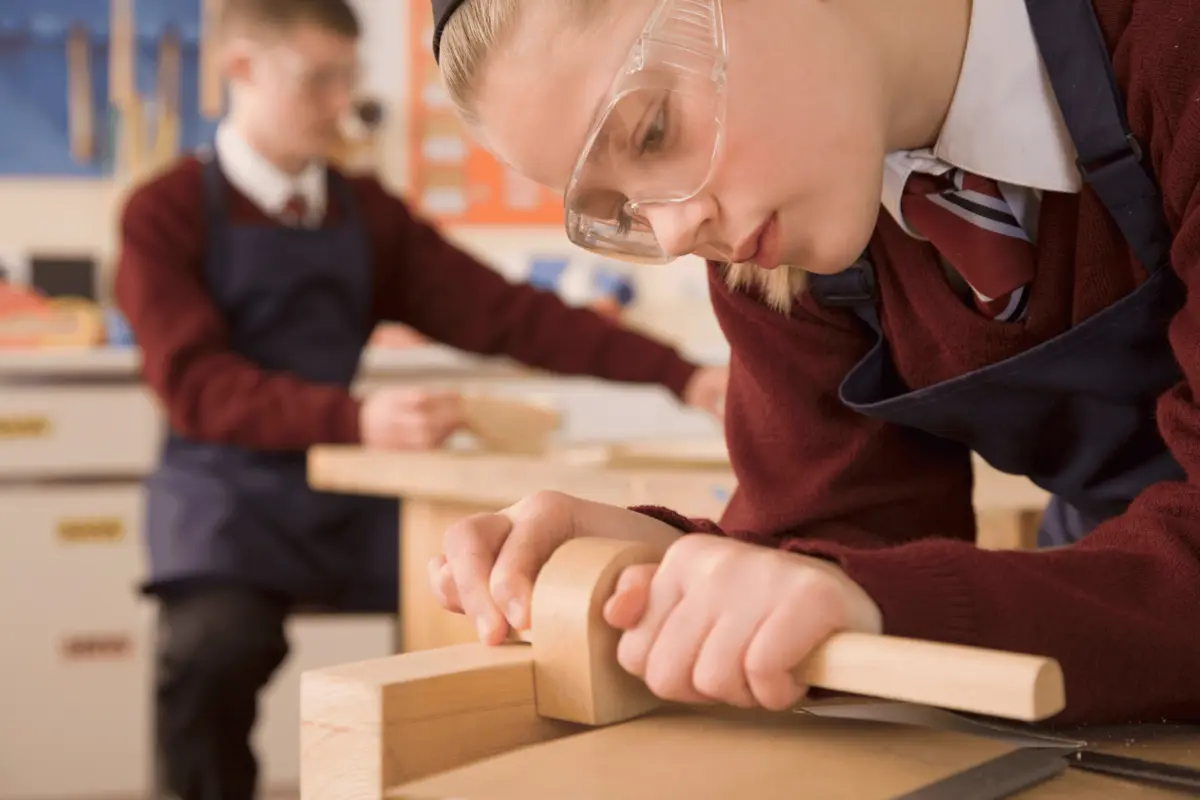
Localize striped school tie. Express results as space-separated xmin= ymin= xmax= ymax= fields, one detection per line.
xmin=281 ymin=192 xmax=310 ymax=227
xmin=901 ymin=169 xmax=1035 ymax=322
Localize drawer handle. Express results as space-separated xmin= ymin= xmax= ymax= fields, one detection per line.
xmin=0 ymin=414 xmax=52 ymax=439
xmin=57 ymin=517 xmax=126 ymax=543
xmin=60 ymin=633 xmax=133 ymax=662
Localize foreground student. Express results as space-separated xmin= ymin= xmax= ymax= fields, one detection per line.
xmin=114 ymin=1 xmax=725 ymax=797
xmin=424 ymin=0 xmax=1200 ymax=727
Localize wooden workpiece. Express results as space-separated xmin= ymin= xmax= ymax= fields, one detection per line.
xmin=460 ymin=394 xmax=561 ymax=455
xmin=299 ymin=537 xmax=1194 ymax=799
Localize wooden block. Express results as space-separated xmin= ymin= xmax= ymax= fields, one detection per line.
xmin=299 ymin=643 xmax=581 ymax=799
xmin=461 ymin=395 xmax=560 ymax=455
xmin=526 ymin=538 xmax=1065 ymax=725
xmin=529 ymin=538 xmax=668 ymax=726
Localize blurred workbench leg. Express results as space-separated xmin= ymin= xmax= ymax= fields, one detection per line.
xmin=399 ymin=498 xmax=498 ymax=652
xmin=975 ymin=509 xmax=1042 ymax=551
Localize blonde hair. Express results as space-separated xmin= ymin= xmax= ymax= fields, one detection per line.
xmin=438 ymin=0 xmax=598 ymax=123
xmin=724 ymin=263 xmax=809 ymax=313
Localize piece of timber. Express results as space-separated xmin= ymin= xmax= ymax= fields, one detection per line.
xmin=460 ymin=395 xmax=561 ymax=455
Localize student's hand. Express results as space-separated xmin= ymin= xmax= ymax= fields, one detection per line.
xmin=429 ymin=492 xmax=683 ymax=644
xmin=682 ymin=365 xmax=728 ymax=420
xmin=603 ymin=534 xmax=883 ymax=712
xmin=359 ymin=387 xmax=464 ymax=450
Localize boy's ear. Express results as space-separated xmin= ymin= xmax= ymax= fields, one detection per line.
xmin=221 ymin=37 xmax=256 ymax=84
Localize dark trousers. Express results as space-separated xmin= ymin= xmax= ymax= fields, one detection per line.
xmin=154 ymin=584 xmax=290 ymax=800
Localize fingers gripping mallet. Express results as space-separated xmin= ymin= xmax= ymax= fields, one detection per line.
xmin=517 ymin=538 xmax=1066 ymax=726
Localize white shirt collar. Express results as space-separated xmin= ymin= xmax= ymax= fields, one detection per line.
xmin=880 ymin=1 xmax=1082 ymax=234
xmin=214 ymin=122 xmax=327 ymax=224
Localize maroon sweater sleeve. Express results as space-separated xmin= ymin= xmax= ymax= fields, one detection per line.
xmin=114 ymin=162 xmax=361 ymax=450
xmin=353 ymin=178 xmax=697 ymax=397
xmin=637 ymin=14 xmax=1200 ymax=727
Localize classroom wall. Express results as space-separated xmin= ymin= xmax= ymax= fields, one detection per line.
xmin=0 ymin=0 xmax=729 ymax=361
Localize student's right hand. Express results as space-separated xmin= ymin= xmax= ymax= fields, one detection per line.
xmin=429 ymin=492 xmax=684 ymax=644
xmin=359 ymin=387 xmax=465 ymax=450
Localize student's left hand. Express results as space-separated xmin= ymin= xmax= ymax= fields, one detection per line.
xmin=602 ymin=534 xmax=882 ymax=711
xmin=683 ymin=365 xmax=728 ymax=420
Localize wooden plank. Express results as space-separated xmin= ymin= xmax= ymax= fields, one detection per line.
xmin=307 ymin=447 xmax=735 ymax=520
xmin=300 ymin=644 xmax=582 ymax=799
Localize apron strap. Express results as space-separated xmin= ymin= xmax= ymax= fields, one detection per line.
xmin=325 ymin=168 xmax=362 ymax=223
xmin=1024 ymin=0 xmax=1173 ymax=273
xmin=199 ymin=152 xmax=229 ymax=228
xmin=808 ymin=253 xmax=882 ymax=334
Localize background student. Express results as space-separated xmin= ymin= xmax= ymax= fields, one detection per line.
xmin=115 ymin=1 xmax=725 ymax=797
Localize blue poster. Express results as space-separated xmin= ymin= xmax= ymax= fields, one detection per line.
xmin=0 ymin=0 xmax=216 ymax=177
xmin=0 ymin=0 xmax=111 ymax=176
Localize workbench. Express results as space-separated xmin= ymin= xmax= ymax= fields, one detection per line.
xmin=296 ymin=519 xmax=1200 ymax=800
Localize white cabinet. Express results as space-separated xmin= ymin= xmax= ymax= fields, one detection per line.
xmin=0 ymin=486 xmax=153 ymax=799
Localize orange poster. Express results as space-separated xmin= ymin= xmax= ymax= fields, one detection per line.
xmin=408 ymin=3 xmax=565 ymax=226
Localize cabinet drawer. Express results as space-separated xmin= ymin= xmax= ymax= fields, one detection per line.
xmin=0 ymin=386 xmax=160 ymax=478
xmin=0 ymin=484 xmax=146 ymax=627
xmin=0 ymin=604 xmax=153 ymax=799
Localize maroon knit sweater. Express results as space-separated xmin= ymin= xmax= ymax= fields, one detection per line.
xmin=114 ymin=159 xmax=697 ymax=450
xmin=639 ymin=0 xmax=1200 ymax=726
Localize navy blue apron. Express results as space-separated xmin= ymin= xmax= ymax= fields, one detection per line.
xmin=142 ymin=155 xmax=398 ymax=612
xmin=809 ymin=0 xmax=1183 ymax=548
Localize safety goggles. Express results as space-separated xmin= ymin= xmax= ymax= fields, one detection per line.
xmin=267 ymin=45 xmax=361 ymax=99
xmin=563 ymin=0 xmax=728 ymax=264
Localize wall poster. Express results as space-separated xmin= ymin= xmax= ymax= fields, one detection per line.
xmin=407 ymin=1 xmax=564 ymax=226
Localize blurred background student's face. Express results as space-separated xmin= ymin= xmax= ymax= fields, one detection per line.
xmin=224 ymin=20 xmax=360 ymax=168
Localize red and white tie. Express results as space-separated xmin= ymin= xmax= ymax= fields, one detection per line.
xmin=901 ymin=169 xmax=1035 ymax=322
xmin=281 ymin=192 xmax=310 ymax=227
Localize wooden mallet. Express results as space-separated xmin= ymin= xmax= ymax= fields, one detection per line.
xmin=519 ymin=537 xmax=1066 ymax=725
